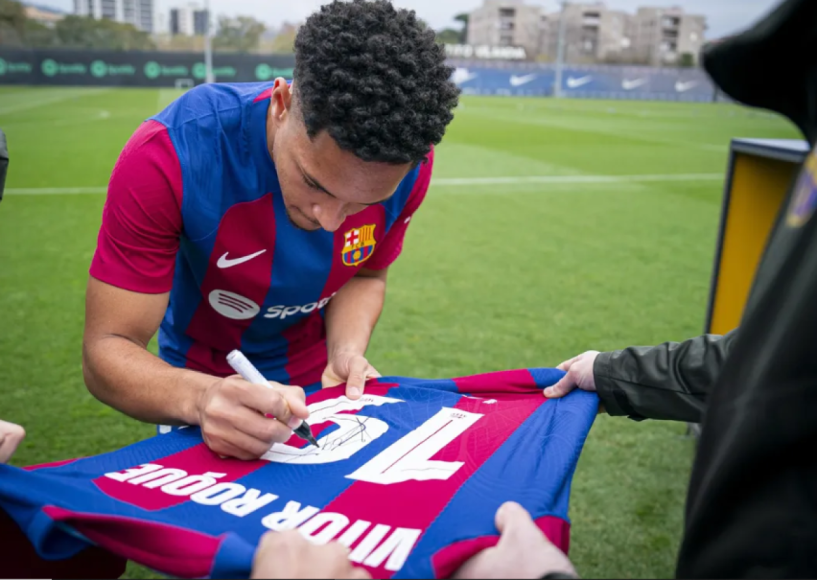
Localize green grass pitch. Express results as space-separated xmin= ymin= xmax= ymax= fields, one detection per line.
xmin=0 ymin=86 xmax=802 ymax=578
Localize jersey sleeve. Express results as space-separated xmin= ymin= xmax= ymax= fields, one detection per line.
xmin=89 ymin=120 xmax=184 ymax=294
xmin=365 ymin=146 xmax=434 ymax=271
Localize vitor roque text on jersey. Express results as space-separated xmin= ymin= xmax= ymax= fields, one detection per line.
xmin=102 ymin=462 xmax=422 ymax=573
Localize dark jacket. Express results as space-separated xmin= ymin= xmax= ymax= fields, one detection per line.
xmin=590 ymin=0 xmax=817 ymax=576
xmin=0 ymin=129 xmax=8 ymax=203
xmin=594 ymin=331 xmax=737 ymax=424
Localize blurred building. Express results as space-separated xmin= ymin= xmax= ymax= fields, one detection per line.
xmin=541 ymin=2 xmax=635 ymax=63
xmin=73 ymin=0 xmax=154 ymax=33
xmin=466 ymin=0 xmax=706 ymax=65
xmin=169 ymin=4 xmax=208 ymax=36
xmin=23 ymin=3 xmax=66 ymax=27
xmin=467 ymin=0 xmax=544 ymax=60
xmin=632 ymin=6 xmax=707 ymax=65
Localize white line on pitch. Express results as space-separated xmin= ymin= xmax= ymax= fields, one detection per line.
xmin=432 ymin=173 xmax=722 ymax=186
xmin=5 ymin=173 xmax=722 ymax=195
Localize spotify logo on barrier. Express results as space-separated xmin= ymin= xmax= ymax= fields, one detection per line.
xmin=144 ymin=61 xmax=161 ymax=79
xmin=41 ymin=58 xmax=58 ymax=77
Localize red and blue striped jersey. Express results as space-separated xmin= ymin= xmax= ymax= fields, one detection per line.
xmin=90 ymin=82 xmax=431 ymax=386
xmin=0 ymin=369 xmax=596 ymax=579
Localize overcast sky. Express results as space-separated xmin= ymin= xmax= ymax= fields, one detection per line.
xmin=44 ymin=0 xmax=782 ymax=39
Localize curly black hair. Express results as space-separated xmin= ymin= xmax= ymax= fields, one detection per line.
xmin=293 ymin=0 xmax=460 ymax=164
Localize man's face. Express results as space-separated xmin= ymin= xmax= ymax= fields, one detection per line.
xmin=267 ymin=79 xmax=413 ymax=232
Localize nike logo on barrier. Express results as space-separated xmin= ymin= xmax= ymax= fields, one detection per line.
xmin=566 ymin=75 xmax=593 ymax=89
xmin=510 ymin=74 xmax=537 ymax=87
xmin=622 ymin=78 xmax=646 ymax=90
xmin=675 ymin=80 xmax=698 ymax=93
xmin=451 ymin=68 xmax=478 ymax=85
xmin=217 ymin=250 xmax=267 ymax=269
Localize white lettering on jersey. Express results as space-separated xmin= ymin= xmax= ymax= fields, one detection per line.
xmin=265 ymin=293 xmax=338 ymax=320
xmin=104 ymin=463 xmax=163 ymax=483
xmin=221 ymin=488 xmax=279 ymax=517
xmin=347 ymin=407 xmax=482 ymax=485
xmin=349 ymin=524 xmax=391 ymax=564
xmin=363 ymin=527 xmax=423 ymax=572
xmin=261 ymin=395 xmax=403 ymax=464
xmin=261 ymin=500 xmax=321 ymax=531
xmin=298 ymin=512 xmax=351 ymax=545
xmin=190 ymin=482 xmax=247 ymax=506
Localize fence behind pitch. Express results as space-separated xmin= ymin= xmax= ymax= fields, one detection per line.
xmin=446 ymin=60 xmax=719 ymax=102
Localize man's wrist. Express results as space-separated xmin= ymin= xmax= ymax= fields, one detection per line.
xmin=177 ymin=370 xmax=219 ymax=426
xmin=327 ymin=343 xmax=367 ymax=360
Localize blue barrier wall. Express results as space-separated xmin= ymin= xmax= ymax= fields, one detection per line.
xmin=446 ymin=60 xmax=718 ymax=102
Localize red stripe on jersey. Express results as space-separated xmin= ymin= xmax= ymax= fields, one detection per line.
xmin=42 ymin=505 xmax=221 ymax=578
xmin=453 ymin=369 xmax=540 ymax=400
xmin=315 ymin=390 xmax=544 ymax=579
xmin=253 ymin=88 xmax=273 ymax=103
xmin=282 ymin=315 xmax=327 ymax=387
xmin=185 ymin=194 xmax=277 ymax=375
xmin=93 ymin=443 xmax=266 ymax=511
xmin=283 ymin=205 xmax=387 ymax=385
xmin=24 ymin=458 xmax=81 ymax=471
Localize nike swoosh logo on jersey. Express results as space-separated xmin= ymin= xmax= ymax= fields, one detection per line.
xmin=217 ymin=250 xmax=267 ymax=269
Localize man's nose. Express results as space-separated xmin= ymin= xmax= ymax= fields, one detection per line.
xmin=313 ymin=201 xmax=346 ymax=233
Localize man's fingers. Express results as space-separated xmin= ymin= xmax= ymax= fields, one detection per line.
xmin=348 ymin=566 xmax=373 ymax=580
xmin=556 ymin=355 xmax=579 ymax=372
xmin=495 ymin=501 xmax=548 ymax=550
xmin=544 ymin=373 xmax=576 ymax=399
xmin=0 ymin=422 xmax=25 ymax=464
xmin=494 ymin=501 xmax=533 ymax=535
xmin=235 ymin=381 xmax=301 ymax=426
xmin=278 ymin=388 xmax=310 ymax=424
xmin=345 ymin=356 xmax=369 ymax=400
xmin=230 ymin=407 xmax=297 ymax=446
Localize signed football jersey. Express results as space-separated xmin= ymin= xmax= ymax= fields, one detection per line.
xmin=0 ymin=369 xmax=597 ymax=579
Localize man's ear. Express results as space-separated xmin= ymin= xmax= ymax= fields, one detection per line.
xmin=270 ymin=77 xmax=293 ymax=122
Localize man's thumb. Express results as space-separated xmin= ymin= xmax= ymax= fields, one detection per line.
xmin=544 ymin=373 xmax=575 ymax=399
xmin=495 ymin=501 xmax=536 ymax=539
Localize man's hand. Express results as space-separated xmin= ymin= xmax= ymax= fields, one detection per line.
xmin=197 ymin=376 xmax=309 ymax=460
xmin=545 ymin=351 xmax=600 ymax=399
xmin=251 ymin=530 xmax=371 ymax=580
xmin=453 ymin=502 xmax=577 ymax=580
xmin=0 ymin=420 xmax=25 ymax=464
xmin=322 ymin=349 xmax=381 ymax=400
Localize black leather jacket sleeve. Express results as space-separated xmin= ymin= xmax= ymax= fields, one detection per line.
xmin=593 ymin=330 xmax=739 ymax=423
xmin=0 ymin=129 xmax=8 ymax=203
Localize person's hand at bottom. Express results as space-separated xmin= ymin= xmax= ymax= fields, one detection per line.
xmin=453 ymin=502 xmax=578 ymax=579
xmin=251 ymin=530 xmax=371 ymax=580
xmin=0 ymin=420 xmax=25 ymax=464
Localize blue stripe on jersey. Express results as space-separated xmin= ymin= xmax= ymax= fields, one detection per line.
xmin=397 ymin=389 xmax=598 ymax=579
xmin=382 ymin=164 xmax=420 ymax=231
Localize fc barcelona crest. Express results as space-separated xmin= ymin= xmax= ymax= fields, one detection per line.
xmin=342 ymin=224 xmax=377 ymax=267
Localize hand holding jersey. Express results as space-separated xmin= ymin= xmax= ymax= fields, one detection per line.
xmin=454 ymin=502 xmax=577 ymax=580
xmin=251 ymin=531 xmax=371 ymax=580
xmin=546 ymin=352 xmax=600 ymax=399
xmin=0 ymin=420 xmax=25 ymax=464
